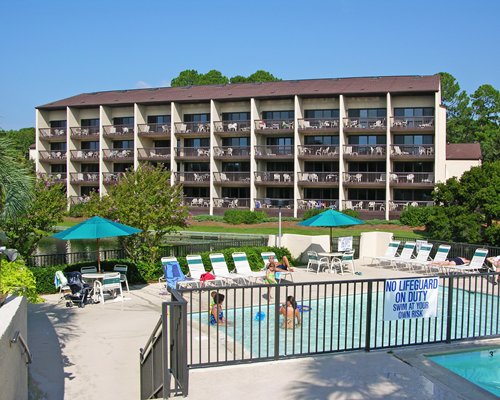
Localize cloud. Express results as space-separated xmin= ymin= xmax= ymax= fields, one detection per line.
xmin=135 ymin=80 xmax=152 ymax=89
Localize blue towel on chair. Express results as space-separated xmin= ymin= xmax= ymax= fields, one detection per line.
xmin=163 ymin=261 xmax=187 ymax=289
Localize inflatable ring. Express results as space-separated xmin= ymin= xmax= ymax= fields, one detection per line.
xmin=297 ymin=305 xmax=311 ymax=313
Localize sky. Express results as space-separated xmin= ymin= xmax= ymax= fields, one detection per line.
xmin=0 ymin=0 xmax=499 ymax=130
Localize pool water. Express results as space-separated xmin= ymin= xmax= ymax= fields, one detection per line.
xmin=429 ymin=348 xmax=500 ymax=397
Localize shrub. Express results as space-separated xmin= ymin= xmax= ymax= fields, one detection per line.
xmin=223 ymin=210 xmax=267 ymax=224
xmin=302 ymin=208 xmax=323 ymax=220
xmin=1 ymin=259 xmax=43 ymax=303
xmin=67 ymin=202 xmax=88 ymax=218
xmin=193 ymin=214 xmax=225 ymax=222
xmin=341 ymin=209 xmax=360 ymax=218
xmin=400 ymin=205 xmax=435 ymax=227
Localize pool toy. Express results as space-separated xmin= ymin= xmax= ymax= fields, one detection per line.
xmin=297 ymin=305 xmax=311 ymax=312
xmin=254 ymin=311 xmax=266 ymax=321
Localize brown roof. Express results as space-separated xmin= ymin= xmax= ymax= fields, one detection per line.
xmin=446 ymin=143 xmax=482 ymax=160
xmin=37 ymin=75 xmax=440 ymax=110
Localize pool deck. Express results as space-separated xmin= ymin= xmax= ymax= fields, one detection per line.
xmin=27 ymin=262 xmax=499 ymax=399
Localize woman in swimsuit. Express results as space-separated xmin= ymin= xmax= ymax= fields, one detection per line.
xmin=279 ymin=296 xmax=301 ymax=329
xmin=210 ymin=293 xmax=226 ymax=325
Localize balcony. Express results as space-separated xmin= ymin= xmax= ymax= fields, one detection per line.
xmin=388 ymin=200 xmax=434 ymax=212
xmin=298 ymin=199 xmax=339 ymax=210
xmin=254 ymin=119 xmax=294 ymax=135
xmin=297 ymin=145 xmax=339 ymax=160
xmin=213 ymin=172 xmax=251 ymax=185
xmin=70 ymin=126 xmax=100 ymax=139
xmin=70 ymin=172 xmax=99 ymax=184
xmin=254 ymin=198 xmax=294 ymax=216
xmin=254 ymin=171 xmax=293 ymax=186
xmin=102 ymin=125 xmax=134 ymax=139
xmin=343 ymin=172 xmax=387 ymax=187
xmin=102 ymin=148 xmax=134 ymax=162
xmin=297 ymin=118 xmax=339 ymax=133
xmin=138 ymin=123 xmax=171 ymax=138
xmin=174 ymin=147 xmax=210 ymax=161
xmin=39 ymin=128 xmax=66 ymax=141
xmin=343 ymin=144 xmax=386 ymax=160
xmin=254 ymin=145 xmax=294 ymax=159
xmin=213 ymin=197 xmax=250 ymax=209
xmin=213 ymin=146 xmax=250 ymax=160
xmin=39 ymin=150 xmax=67 ymax=163
xmin=38 ymin=172 xmax=66 ymax=184
xmin=103 ymin=172 xmax=125 ymax=184
xmin=343 ymin=118 xmax=386 ymax=132
xmin=70 ymin=150 xmax=99 ymax=162
xmin=214 ymin=120 xmax=251 ymax=136
xmin=391 ymin=117 xmax=434 ymax=132
xmin=137 ymin=147 xmax=170 ymax=161
xmin=174 ymin=172 xmax=210 ymax=186
xmin=343 ymin=200 xmax=386 ymax=212
xmin=390 ymin=145 xmax=434 ymax=160
xmin=297 ymin=172 xmax=339 ymax=186
xmin=174 ymin=122 xmax=210 ymax=138
xmin=389 ymin=172 xmax=435 ymax=187
xmin=184 ymin=197 xmax=210 ymax=208
xmin=69 ymin=195 xmax=93 ymax=205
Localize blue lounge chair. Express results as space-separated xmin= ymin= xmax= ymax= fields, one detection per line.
xmin=161 ymin=257 xmax=197 ymax=289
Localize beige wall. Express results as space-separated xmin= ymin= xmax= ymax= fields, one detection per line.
xmin=391 ymin=95 xmax=434 ymax=108
xmin=259 ymin=99 xmax=294 ymax=113
xmin=217 ymin=101 xmax=250 ymax=114
xmin=0 ymin=296 xmax=28 ymax=400
xmin=180 ymin=103 xmax=210 ymax=115
xmin=343 ymin=96 xmax=386 ymax=110
xmin=301 ymin=98 xmax=340 ymax=109
xmin=445 ymin=160 xmax=481 ymax=180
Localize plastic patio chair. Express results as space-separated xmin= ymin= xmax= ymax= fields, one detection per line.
xmin=232 ymin=252 xmax=266 ymax=282
xmin=113 ymin=264 xmax=129 ymax=292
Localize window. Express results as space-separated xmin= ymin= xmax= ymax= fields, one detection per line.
xmin=394 ymin=108 xmax=434 ymax=117
xmin=221 ymin=112 xmax=250 ymax=121
xmin=183 ymin=187 xmax=209 ymax=197
xmin=51 ymin=164 xmax=67 ymax=173
xmin=113 ymin=140 xmax=134 ymax=149
xmin=184 ymin=163 xmax=209 ymax=172
xmin=81 ymin=164 xmax=99 ymax=173
xmin=50 ymin=120 xmax=66 ymax=128
xmin=222 ymin=188 xmax=250 ymax=198
xmin=393 ymin=135 xmax=433 ymax=145
xmin=147 ymin=115 xmax=171 ymax=124
xmin=222 ymin=137 xmax=249 ymax=147
xmin=184 ymin=138 xmax=209 ymax=147
xmin=113 ymin=117 xmax=134 ymax=126
xmin=262 ymin=110 xmax=294 ymax=120
xmin=222 ymin=162 xmax=250 ymax=172
xmin=393 ymin=189 xmax=432 ymax=201
xmin=304 ymin=161 xmax=338 ymax=173
xmin=50 ymin=142 xmax=66 ymax=151
xmin=304 ymin=109 xmax=339 ymax=119
xmin=304 ymin=135 xmax=339 ymax=145
xmin=348 ymin=108 xmax=386 ymax=118
xmin=113 ymin=163 xmax=133 ymax=173
xmin=348 ymin=162 xmax=385 ymax=173
xmin=81 ymin=186 xmax=99 ymax=196
xmin=266 ymin=161 xmax=293 ymax=172
xmin=81 ymin=141 xmax=99 ymax=150
xmin=81 ymin=118 xmax=99 ymax=127
xmin=348 ymin=135 xmax=386 ymax=145
xmin=393 ymin=162 xmax=433 ymax=173
xmin=304 ymin=188 xmax=339 ymax=199
xmin=266 ymin=137 xmax=293 ymax=146
xmin=265 ymin=188 xmax=293 ymax=198
xmin=184 ymin=113 xmax=209 ymax=123
xmin=348 ymin=189 xmax=385 ymax=200
xmin=154 ymin=140 xmax=170 ymax=148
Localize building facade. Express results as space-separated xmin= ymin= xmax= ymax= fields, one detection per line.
xmin=36 ymin=75 xmax=449 ymax=219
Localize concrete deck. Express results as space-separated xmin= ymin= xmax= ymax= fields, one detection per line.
xmin=27 ymin=263 xmax=498 ymax=399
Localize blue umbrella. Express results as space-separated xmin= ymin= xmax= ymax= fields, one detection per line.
xmin=298 ymin=209 xmax=364 ymax=252
xmin=52 ymin=216 xmax=141 ymax=272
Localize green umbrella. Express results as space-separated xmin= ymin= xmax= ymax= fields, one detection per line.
xmin=298 ymin=209 xmax=364 ymax=252
xmin=52 ymin=216 xmax=141 ymax=272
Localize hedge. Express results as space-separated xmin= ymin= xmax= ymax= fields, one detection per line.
xmin=30 ymin=246 xmax=292 ymax=294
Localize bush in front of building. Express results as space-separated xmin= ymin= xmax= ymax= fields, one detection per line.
xmin=399 ymin=205 xmax=435 ymax=227
xmin=223 ymin=210 xmax=267 ymax=224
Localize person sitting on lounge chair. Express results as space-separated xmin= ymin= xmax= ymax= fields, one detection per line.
xmin=268 ymin=255 xmax=294 ymax=272
xmin=487 ymin=256 xmax=500 ymax=285
xmin=436 ymin=257 xmax=470 ymax=266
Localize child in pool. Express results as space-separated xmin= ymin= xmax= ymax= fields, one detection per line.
xmin=210 ymin=293 xmax=226 ymax=325
xmin=279 ymin=295 xmax=301 ymax=329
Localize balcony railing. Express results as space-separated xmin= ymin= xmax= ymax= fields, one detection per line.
xmin=389 ymin=172 xmax=434 ymax=184
xmin=70 ymin=126 xmax=100 ymax=138
xmin=38 ymin=172 xmax=66 ymax=183
xmin=39 ymin=150 xmax=67 ymax=161
xmin=102 ymin=125 xmax=134 ymax=137
xmin=174 ymin=122 xmax=210 ymax=134
xmin=390 ymin=144 xmax=434 ymax=157
xmin=138 ymin=123 xmax=170 ymax=136
xmin=184 ymin=197 xmax=210 ymax=207
xmin=175 ymin=147 xmax=210 ymax=158
xmin=70 ymin=172 xmax=99 ymax=183
xmin=174 ymin=172 xmax=210 ymax=183
xmin=297 ymin=118 xmax=339 ymax=130
xmin=297 ymin=172 xmax=339 ymax=183
xmin=254 ymin=198 xmax=293 ymax=209
xmin=297 ymin=145 xmax=339 ymax=157
xmin=69 ymin=195 xmax=93 ymax=205
xmin=137 ymin=147 xmax=170 ymax=160
xmin=391 ymin=116 xmax=434 ymax=129
xmin=254 ymin=119 xmax=294 ymax=131
xmin=254 ymin=171 xmax=294 ymax=183
xmin=213 ymin=197 xmax=250 ymax=208
xmin=254 ymin=145 xmax=294 ymax=157
xmin=298 ymin=199 xmax=339 ymax=210
xmin=343 ymin=172 xmax=387 ymax=184
xmin=39 ymin=127 xmax=66 ymax=139
xmin=102 ymin=148 xmax=134 ymax=161
xmin=343 ymin=144 xmax=386 ymax=157
xmin=70 ymin=150 xmax=99 ymax=161
xmin=343 ymin=200 xmax=386 ymax=211
xmin=213 ymin=146 xmax=250 ymax=157
xmin=214 ymin=120 xmax=251 ymax=133
xmin=389 ymin=200 xmax=434 ymax=211
xmin=102 ymin=172 xmax=125 ymax=184
xmin=343 ymin=118 xmax=386 ymax=130
xmin=213 ymin=172 xmax=251 ymax=183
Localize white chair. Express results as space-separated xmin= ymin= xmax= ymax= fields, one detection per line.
xmin=368 ymin=201 xmax=376 ymax=211
xmin=228 ymin=122 xmax=237 ymax=131
xmin=301 ymin=120 xmax=311 ymax=129
xmin=113 ymin=264 xmax=129 ymax=292
xmin=122 ymin=127 xmax=129 ymax=133
xmin=375 ymin=173 xmax=386 ymax=183
xmin=190 ymin=198 xmax=199 ymax=207
xmin=179 ymin=123 xmax=187 ymax=133
xmin=345 ymin=146 xmax=358 ymax=156
xmin=372 ymin=241 xmax=401 ymax=267
xmin=94 ymin=272 xmax=123 ymax=305
xmin=273 ymin=174 xmax=281 ymax=182
xmin=229 ymin=199 xmax=238 ymax=208
xmin=185 ymin=255 xmax=225 ymax=286
xmin=109 ymin=126 xmax=117 ymax=134
xmin=81 ymin=266 xmax=97 ymax=274
xmin=226 ymin=148 xmax=233 ymax=156
xmin=331 ymin=251 xmax=356 ymax=274
xmin=354 ymin=173 xmax=363 ymax=182
xmin=305 ymin=251 xmax=329 ymax=273
xmin=353 ymin=201 xmax=363 ymax=210
xmin=209 ymin=253 xmax=249 ymax=285
xmin=54 ymin=271 xmax=70 ymax=299
xmin=426 ymin=245 xmax=452 ymax=274
xmin=407 ymin=174 xmax=415 ymax=183
xmin=443 ymin=248 xmax=489 ymax=274
xmin=393 ymin=146 xmax=409 ymax=155
xmin=283 ymin=174 xmax=291 ymax=182
xmin=392 ymin=242 xmax=417 ymax=270
xmin=232 ymin=252 xmax=266 ymax=282
xmin=309 ymin=173 xmax=319 ymax=182
xmin=408 ymin=243 xmax=434 ymax=272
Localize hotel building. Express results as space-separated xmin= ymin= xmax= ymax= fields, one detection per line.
xmin=35 ymin=75 xmax=480 ymax=219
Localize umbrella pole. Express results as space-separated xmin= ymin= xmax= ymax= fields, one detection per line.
xmin=330 ymin=227 xmax=333 ymax=252
xmin=97 ymin=238 xmax=101 ymax=273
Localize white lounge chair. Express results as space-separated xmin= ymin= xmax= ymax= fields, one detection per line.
xmin=186 ymin=255 xmax=225 ymax=286
xmin=372 ymin=240 xmax=401 ymax=267
xmin=426 ymin=245 xmax=452 ymax=274
xmin=407 ymin=243 xmax=434 ymax=272
xmin=261 ymin=252 xmax=293 ymax=282
xmin=232 ymin=252 xmax=266 ymax=282
xmin=209 ymin=253 xmax=249 ymax=285
xmin=392 ymin=242 xmax=417 ymax=270
xmin=443 ymin=248 xmax=489 ymax=274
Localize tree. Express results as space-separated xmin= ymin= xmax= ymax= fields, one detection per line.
xmin=0 ymin=127 xmax=35 ymax=158
xmin=197 ymin=69 xmax=229 ymax=85
xmin=471 ymin=84 xmax=500 ymax=126
xmin=3 ymin=177 xmax=66 ymax=259
xmin=171 ymin=69 xmax=281 ymax=87
xmin=244 ymin=70 xmax=281 ymax=83
xmin=171 ymin=69 xmax=201 ymax=87
xmin=84 ymin=164 xmax=189 ymax=264
xmin=0 ymin=137 xmax=34 ymax=221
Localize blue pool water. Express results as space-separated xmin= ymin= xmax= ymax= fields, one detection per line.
xmin=429 ymin=348 xmax=500 ymax=397
xmin=191 ymin=286 xmax=499 ymax=359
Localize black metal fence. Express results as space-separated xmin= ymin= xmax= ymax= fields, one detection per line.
xmin=28 ymin=237 xmax=268 ymax=267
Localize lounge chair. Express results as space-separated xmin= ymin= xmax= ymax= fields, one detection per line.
xmin=161 ymin=257 xmax=198 ymax=289
xmin=232 ymin=252 xmax=266 ymax=282
xmin=407 ymin=243 xmax=434 ymax=272
xmin=54 ymin=271 xmax=71 ymax=299
xmin=209 ymin=253 xmax=249 ymax=285
xmin=186 ymin=255 xmax=225 ymax=286
xmin=443 ymin=248 xmax=489 ymax=274
xmin=372 ymin=240 xmax=401 ymax=267
xmin=425 ymin=245 xmax=452 ymax=274
xmin=392 ymin=242 xmax=417 ymax=270
xmin=261 ymin=252 xmax=293 ymax=282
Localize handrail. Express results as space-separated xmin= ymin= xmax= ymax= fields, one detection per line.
xmin=10 ymin=331 xmax=33 ymax=365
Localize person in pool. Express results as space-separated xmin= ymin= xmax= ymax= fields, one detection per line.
xmin=279 ymin=295 xmax=301 ymax=329
xmin=210 ymin=293 xmax=226 ymax=325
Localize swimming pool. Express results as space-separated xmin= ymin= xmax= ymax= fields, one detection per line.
xmin=428 ymin=348 xmax=500 ymax=397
